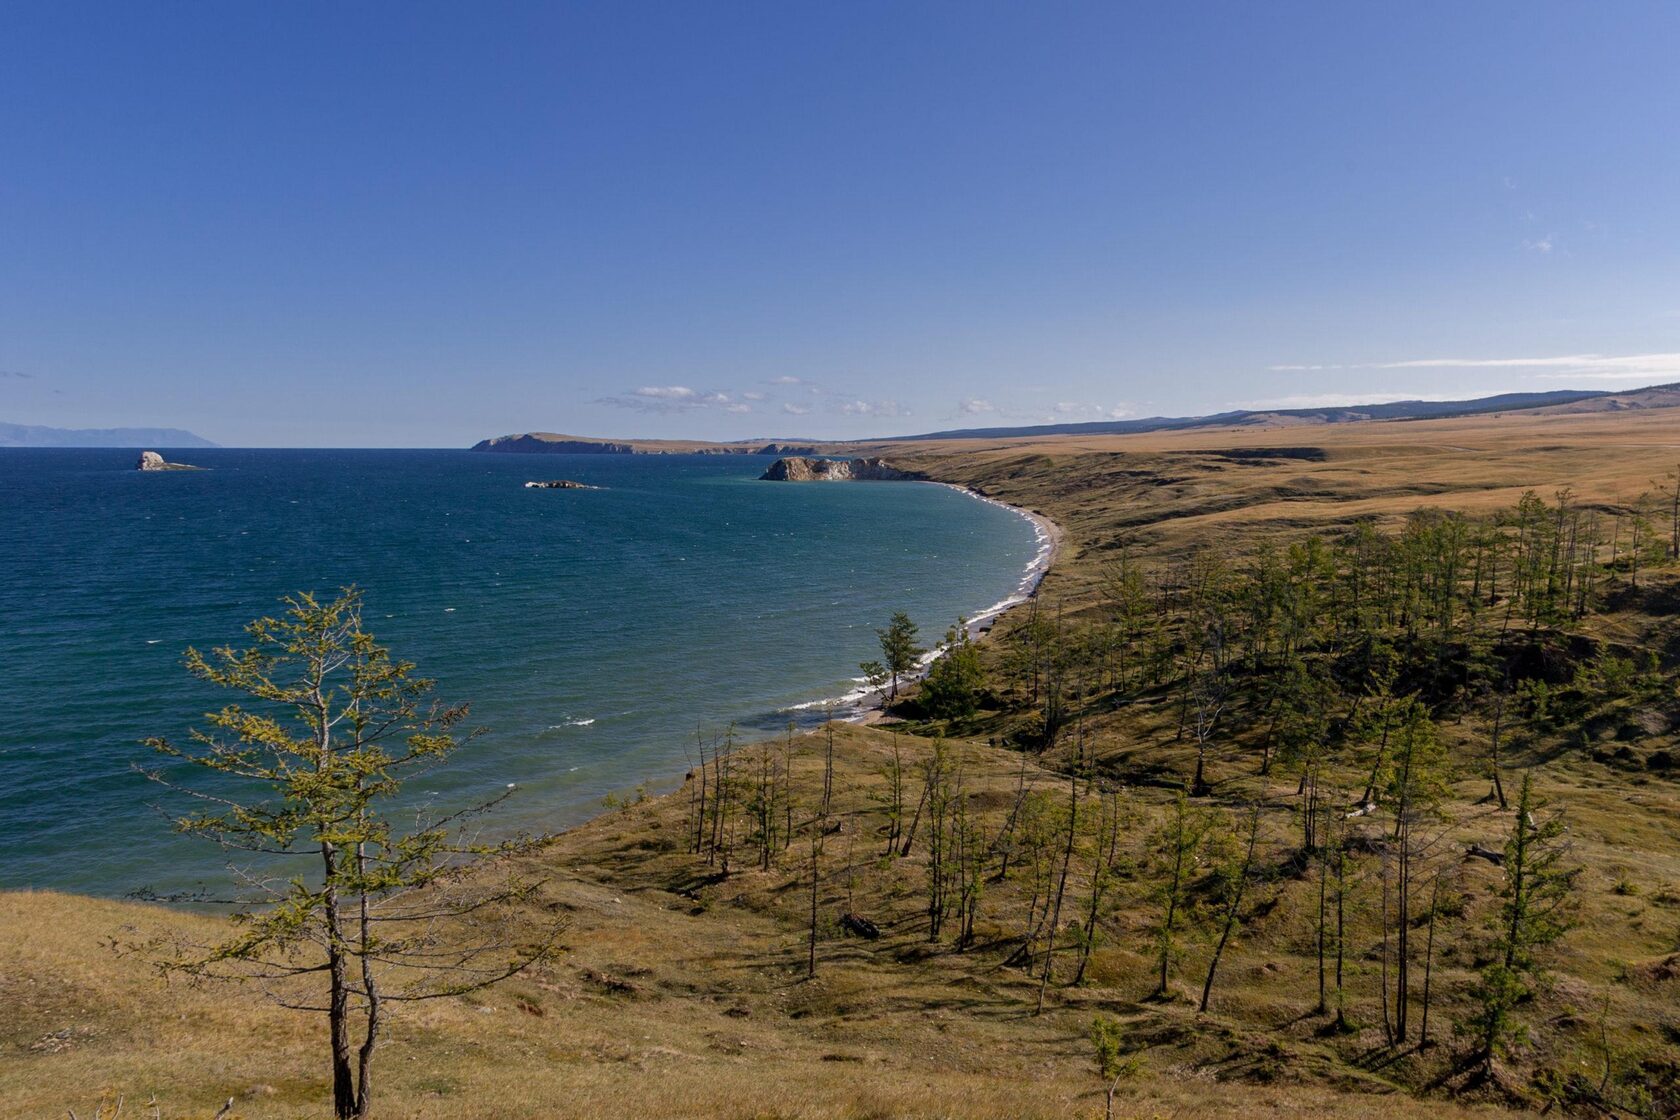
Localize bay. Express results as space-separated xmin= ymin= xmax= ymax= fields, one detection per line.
xmin=0 ymin=448 xmax=1040 ymax=898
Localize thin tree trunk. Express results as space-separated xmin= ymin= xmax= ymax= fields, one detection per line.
xmin=1199 ymin=805 xmax=1260 ymax=1013
xmin=1419 ymin=871 xmax=1442 ymax=1048
xmin=1489 ymin=690 xmax=1509 ymax=810
xmin=807 ymin=825 xmax=822 ymax=978
xmin=1315 ymin=801 xmax=1329 ymax=1014
xmin=1035 ymin=774 xmax=1078 ymax=1015
xmin=353 ymin=840 xmax=382 ymax=1119
xmin=321 ymin=844 xmax=356 ymax=1120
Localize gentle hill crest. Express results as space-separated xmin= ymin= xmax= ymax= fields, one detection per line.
xmin=883 ymin=382 xmax=1680 ymax=441
xmin=473 ymin=384 xmax=1680 ymax=452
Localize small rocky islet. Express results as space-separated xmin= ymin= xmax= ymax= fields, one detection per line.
xmin=135 ymin=450 xmax=202 ymax=471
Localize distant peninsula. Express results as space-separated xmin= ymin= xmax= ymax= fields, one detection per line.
xmin=470 ymin=385 xmax=1680 ymax=460
xmin=472 ymin=431 xmax=820 ymax=456
xmin=1 ymin=422 xmax=217 ymax=449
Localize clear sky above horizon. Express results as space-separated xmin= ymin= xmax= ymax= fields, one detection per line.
xmin=4 ymin=2 xmax=1680 ymax=447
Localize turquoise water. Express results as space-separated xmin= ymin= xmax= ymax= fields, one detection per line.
xmin=0 ymin=449 xmax=1041 ymax=898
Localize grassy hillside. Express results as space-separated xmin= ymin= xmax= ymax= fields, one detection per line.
xmin=2 ymin=728 xmax=1526 ymax=1120
xmin=7 ymin=406 xmax=1680 ymax=1119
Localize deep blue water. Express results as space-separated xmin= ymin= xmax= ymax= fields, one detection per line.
xmin=0 ymin=448 xmax=1040 ymax=898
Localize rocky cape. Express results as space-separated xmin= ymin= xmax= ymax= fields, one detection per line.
xmin=759 ymin=456 xmax=920 ymax=481
xmin=136 ymin=450 xmax=202 ymax=471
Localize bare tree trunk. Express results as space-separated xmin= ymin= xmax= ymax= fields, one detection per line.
xmin=822 ymin=718 xmax=835 ymax=819
xmin=1419 ymin=872 xmax=1442 ymax=1048
xmin=994 ymin=750 xmax=1030 ymax=878
xmin=807 ymin=821 xmax=822 ymax=978
xmin=1359 ymin=698 xmax=1392 ymax=806
xmin=1315 ymin=799 xmax=1329 ymax=1014
xmin=783 ymin=724 xmax=795 ymax=852
xmin=900 ymin=779 xmax=928 ymax=858
xmin=1199 ymin=805 xmax=1260 ymax=1013
xmin=1035 ymin=773 xmax=1078 ymax=1015
xmin=694 ymin=734 xmax=708 ymax=855
xmin=1334 ymin=824 xmax=1348 ymax=1032
xmin=1074 ymin=790 xmax=1121 ymax=986
xmin=353 ymin=841 xmax=382 ymax=1119
xmin=321 ymin=844 xmax=356 ymax=1120
xmin=1488 ymin=690 xmax=1509 ymax=810
xmin=1380 ymin=859 xmax=1393 ymax=1045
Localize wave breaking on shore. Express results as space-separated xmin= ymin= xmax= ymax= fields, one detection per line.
xmin=781 ymin=484 xmax=1058 ymax=722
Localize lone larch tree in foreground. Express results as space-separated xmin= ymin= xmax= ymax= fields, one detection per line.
xmin=142 ymin=588 xmax=559 ymax=1120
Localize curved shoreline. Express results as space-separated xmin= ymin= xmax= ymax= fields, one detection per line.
xmin=787 ymin=480 xmax=1064 ymax=724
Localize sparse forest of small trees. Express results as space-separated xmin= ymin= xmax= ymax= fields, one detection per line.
xmin=135 ymin=478 xmax=1676 ymax=1116
xmin=667 ymin=486 xmax=1679 ymax=1108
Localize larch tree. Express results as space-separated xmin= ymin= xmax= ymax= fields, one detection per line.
xmin=140 ymin=589 xmax=558 ymax=1120
xmin=1464 ymin=770 xmax=1578 ymax=1079
xmin=1148 ymin=792 xmax=1211 ymax=998
xmin=921 ymin=618 xmax=985 ymax=719
xmin=874 ymin=611 xmax=925 ymax=701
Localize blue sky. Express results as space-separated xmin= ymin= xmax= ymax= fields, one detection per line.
xmin=3 ymin=2 xmax=1679 ymax=446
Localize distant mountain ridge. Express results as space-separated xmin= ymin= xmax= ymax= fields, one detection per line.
xmin=883 ymin=387 xmax=1655 ymax=442
xmin=475 ymin=385 xmax=1680 ymax=453
xmin=0 ymin=422 xmax=217 ymax=448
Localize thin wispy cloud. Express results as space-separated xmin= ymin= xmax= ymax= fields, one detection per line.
xmin=1523 ymin=233 xmax=1555 ymax=253
xmin=1533 ymin=370 xmax=1679 ymax=381
xmin=1380 ymin=353 xmax=1680 ymax=374
xmin=838 ymin=399 xmax=905 ymax=418
xmin=781 ymin=402 xmax=810 ymax=415
xmin=1268 ymin=352 xmax=1680 ymax=383
xmin=599 ymin=385 xmax=748 ymax=414
xmin=768 ymin=375 xmax=802 ymax=385
xmin=1049 ymin=401 xmax=1135 ymax=421
xmin=958 ymin=398 xmax=995 ymax=415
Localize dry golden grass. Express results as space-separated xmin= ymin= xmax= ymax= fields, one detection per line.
xmin=1 ymin=727 xmax=1534 ymax=1119
xmin=867 ymin=407 xmax=1680 ymax=607
xmin=10 ymin=405 xmax=1680 ymax=1118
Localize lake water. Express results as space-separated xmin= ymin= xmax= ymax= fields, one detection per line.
xmin=0 ymin=448 xmax=1041 ymax=898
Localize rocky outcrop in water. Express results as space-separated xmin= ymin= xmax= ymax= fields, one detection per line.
xmin=759 ymin=457 xmax=919 ymax=481
xmin=523 ymin=479 xmax=596 ymax=489
xmin=136 ymin=450 xmax=202 ymax=471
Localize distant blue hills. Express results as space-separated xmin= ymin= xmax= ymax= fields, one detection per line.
xmin=0 ymin=422 xmax=218 ymax=448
